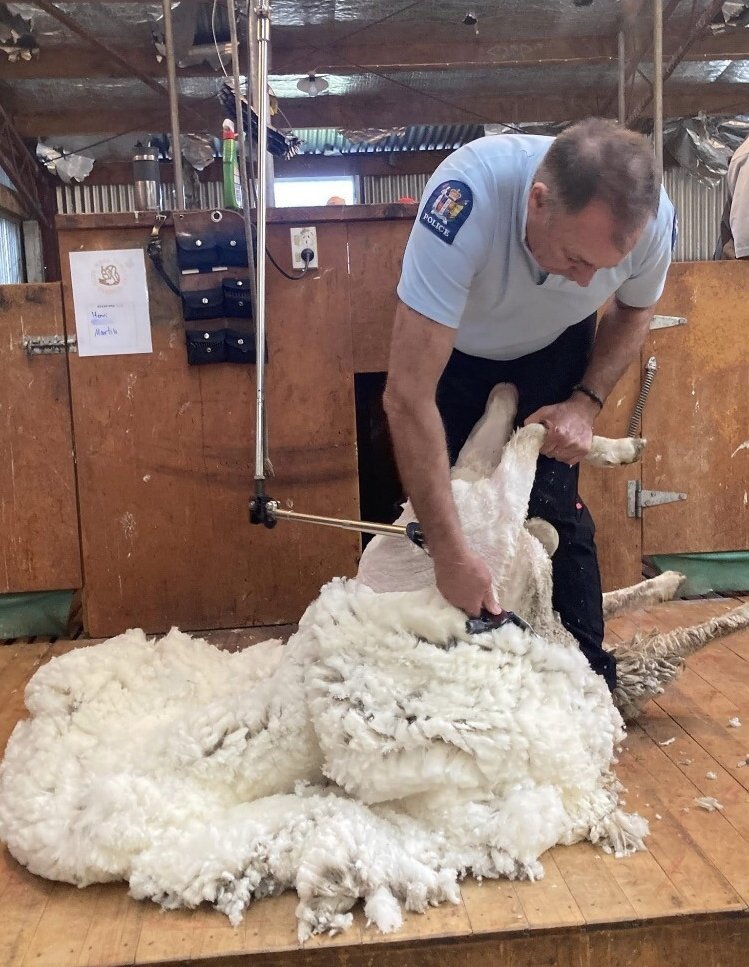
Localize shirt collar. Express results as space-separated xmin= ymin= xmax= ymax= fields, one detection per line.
xmin=518 ymin=166 xmax=548 ymax=285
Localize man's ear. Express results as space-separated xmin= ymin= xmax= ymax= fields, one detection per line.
xmin=529 ymin=182 xmax=551 ymax=212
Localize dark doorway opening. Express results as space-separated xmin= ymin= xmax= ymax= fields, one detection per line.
xmin=354 ymin=373 xmax=403 ymax=547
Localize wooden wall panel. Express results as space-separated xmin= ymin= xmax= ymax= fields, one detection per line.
xmin=0 ymin=283 xmax=81 ymax=592
xmin=57 ymin=223 xmax=360 ymax=637
xmin=642 ymin=261 xmax=749 ymax=555
xmin=579 ymin=359 xmax=643 ymax=592
xmin=347 ymin=219 xmax=412 ymax=373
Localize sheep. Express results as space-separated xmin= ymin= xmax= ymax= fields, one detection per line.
xmin=0 ymin=384 xmax=746 ymax=941
xmin=357 ymin=382 xmax=749 ymax=721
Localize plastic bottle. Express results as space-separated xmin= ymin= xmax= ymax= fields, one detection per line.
xmin=222 ymin=119 xmax=242 ymax=209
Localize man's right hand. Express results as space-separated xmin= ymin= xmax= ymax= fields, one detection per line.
xmin=433 ymin=546 xmax=501 ymax=618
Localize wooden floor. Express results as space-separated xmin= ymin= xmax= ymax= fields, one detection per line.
xmin=1 ymin=598 xmax=749 ymax=967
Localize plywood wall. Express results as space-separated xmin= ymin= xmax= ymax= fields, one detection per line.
xmin=0 ymin=283 xmax=81 ymax=593
xmin=57 ymin=220 xmax=361 ymax=637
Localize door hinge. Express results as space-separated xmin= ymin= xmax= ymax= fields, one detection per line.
xmin=650 ymin=314 xmax=687 ymax=330
xmin=627 ymin=480 xmax=687 ymax=518
xmin=22 ymin=334 xmax=78 ymax=356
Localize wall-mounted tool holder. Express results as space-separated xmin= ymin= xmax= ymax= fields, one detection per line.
xmin=172 ymin=209 xmax=261 ymax=367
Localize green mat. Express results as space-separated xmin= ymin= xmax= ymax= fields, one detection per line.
xmin=0 ymin=590 xmax=74 ymax=639
xmin=649 ymin=552 xmax=749 ymax=597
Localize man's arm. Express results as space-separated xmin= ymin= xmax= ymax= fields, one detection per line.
xmin=526 ymin=299 xmax=654 ymax=464
xmin=384 ymin=300 xmax=500 ymax=617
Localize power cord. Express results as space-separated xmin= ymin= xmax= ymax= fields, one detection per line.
xmin=266 ymin=245 xmax=315 ymax=281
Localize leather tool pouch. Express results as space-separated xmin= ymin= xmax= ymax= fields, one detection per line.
xmin=185 ymin=326 xmax=227 ymax=365
xmin=174 ymin=209 xmax=252 ymax=274
xmin=222 ymin=277 xmax=252 ymax=318
xmin=181 ymin=286 xmax=225 ymax=321
xmin=167 ymin=210 xmax=261 ymax=366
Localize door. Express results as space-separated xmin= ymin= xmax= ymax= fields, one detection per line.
xmin=0 ymin=283 xmax=82 ymax=593
xmin=641 ymin=261 xmax=749 ymax=556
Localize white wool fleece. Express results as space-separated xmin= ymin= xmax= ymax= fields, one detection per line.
xmin=0 ymin=579 xmax=647 ymax=940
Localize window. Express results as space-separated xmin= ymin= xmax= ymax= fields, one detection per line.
xmin=273 ymin=176 xmax=357 ymax=208
xmin=0 ymin=216 xmax=23 ymax=284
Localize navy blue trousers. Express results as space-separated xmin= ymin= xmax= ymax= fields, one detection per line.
xmin=435 ymin=315 xmax=617 ymax=691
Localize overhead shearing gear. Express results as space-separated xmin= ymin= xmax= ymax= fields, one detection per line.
xmin=245 ymin=0 xmax=426 ymax=554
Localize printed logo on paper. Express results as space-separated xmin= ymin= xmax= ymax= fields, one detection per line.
xmin=419 ymin=180 xmax=473 ymax=245
xmin=97 ymin=264 xmax=121 ymax=286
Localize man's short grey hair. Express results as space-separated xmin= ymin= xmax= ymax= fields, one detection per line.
xmin=535 ymin=118 xmax=661 ymax=246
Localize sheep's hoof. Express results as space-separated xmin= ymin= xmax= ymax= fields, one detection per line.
xmin=589 ymin=437 xmax=646 ymax=467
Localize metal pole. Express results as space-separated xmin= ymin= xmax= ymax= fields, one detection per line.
xmin=226 ymin=0 xmax=258 ymax=319
xmin=617 ymin=30 xmax=626 ymax=124
xmin=254 ymin=0 xmax=271 ymax=484
xmin=653 ymin=0 xmax=664 ymax=174
xmin=161 ymin=0 xmax=185 ymax=209
xmin=268 ymin=506 xmax=418 ymax=541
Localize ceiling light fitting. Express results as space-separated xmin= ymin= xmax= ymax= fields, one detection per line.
xmin=297 ymin=72 xmax=329 ymax=96
xmin=463 ymin=11 xmax=479 ymax=35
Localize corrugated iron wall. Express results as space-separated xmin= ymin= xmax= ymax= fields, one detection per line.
xmin=663 ymin=167 xmax=726 ymax=262
xmin=361 ymin=173 xmax=430 ymax=205
xmin=0 ymin=217 xmax=23 ymax=284
xmin=363 ymin=167 xmax=727 ymax=262
xmin=55 ymin=181 xmax=224 ymax=215
xmin=56 ymin=164 xmax=727 ymax=264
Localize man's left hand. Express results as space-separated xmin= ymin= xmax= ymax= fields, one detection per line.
xmin=524 ymin=396 xmax=598 ymax=466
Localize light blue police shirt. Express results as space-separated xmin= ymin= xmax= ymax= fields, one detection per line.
xmin=397 ymin=134 xmax=676 ymax=361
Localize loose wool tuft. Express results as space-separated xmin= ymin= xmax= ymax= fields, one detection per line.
xmin=0 ymin=579 xmax=646 ymax=939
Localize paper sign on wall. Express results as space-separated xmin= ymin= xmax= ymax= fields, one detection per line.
xmin=69 ymin=249 xmax=153 ymax=357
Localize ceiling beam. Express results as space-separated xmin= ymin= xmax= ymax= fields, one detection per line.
xmin=29 ymin=0 xmax=169 ymax=99
xmin=0 ymin=100 xmax=44 ymax=221
xmin=628 ymin=0 xmax=727 ymax=122
xmin=27 ymin=0 xmax=213 ymax=128
xmin=271 ymin=29 xmax=749 ymax=74
xmin=1 ymin=28 xmax=747 ymax=80
xmin=13 ymin=100 xmax=221 ymax=136
xmin=0 ymin=46 xmax=221 ymax=80
xmin=13 ymin=84 xmax=747 ymax=137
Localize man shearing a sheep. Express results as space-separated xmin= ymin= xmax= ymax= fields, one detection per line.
xmin=384 ymin=118 xmax=677 ymax=691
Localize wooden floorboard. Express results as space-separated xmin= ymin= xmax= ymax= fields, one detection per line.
xmin=1 ymin=600 xmax=748 ymax=966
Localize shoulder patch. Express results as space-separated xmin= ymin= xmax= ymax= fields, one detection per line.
xmin=419 ymin=180 xmax=473 ymax=245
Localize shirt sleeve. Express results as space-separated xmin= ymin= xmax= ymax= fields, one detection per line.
xmin=397 ymin=162 xmax=495 ymax=328
xmin=728 ymin=147 xmax=749 ymax=258
xmin=615 ymin=188 xmax=675 ymax=309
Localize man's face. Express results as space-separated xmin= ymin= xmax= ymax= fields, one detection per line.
xmin=525 ymin=182 xmax=645 ymax=287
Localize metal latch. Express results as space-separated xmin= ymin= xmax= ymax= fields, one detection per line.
xmin=22 ymin=335 xmax=78 ymax=356
xmin=650 ymin=314 xmax=687 ymax=330
xmin=627 ymin=480 xmax=687 ymax=518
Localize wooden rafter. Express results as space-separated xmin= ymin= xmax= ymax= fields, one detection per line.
xmin=13 ymin=83 xmax=747 ymax=137
xmin=30 ymin=0 xmax=170 ymax=100
xmin=0 ymin=30 xmax=746 ymax=80
xmin=0 ymin=100 xmax=44 ymax=222
xmin=600 ymin=0 xmax=683 ymax=117
xmin=628 ymin=0 xmax=728 ymax=122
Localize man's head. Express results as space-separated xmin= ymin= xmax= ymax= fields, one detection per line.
xmin=525 ymin=118 xmax=660 ymax=286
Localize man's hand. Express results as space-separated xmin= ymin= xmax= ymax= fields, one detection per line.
xmin=432 ymin=545 xmax=501 ymax=618
xmin=525 ymin=395 xmax=599 ymax=465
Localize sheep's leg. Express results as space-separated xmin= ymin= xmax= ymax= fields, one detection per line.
xmin=603 ymin=571 xmax=685 ymax=619
xmin=452 ymin=383 xmax=518 ymax=482
xmin=613 ymin=602 xmax=749 ymax=720
xmin=524 ymin=518 xmax=559 ymax=558
xmin=586 ymin=436 xmax=645 ymax=467
xmin=486 ymin=423 xmax=547 ymax=586
xmin=627 ymin=602 xmax=749 ymax=663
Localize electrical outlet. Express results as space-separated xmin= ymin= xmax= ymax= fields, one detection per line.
xmin=290 ymin=226 xmax=319 ymax=269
